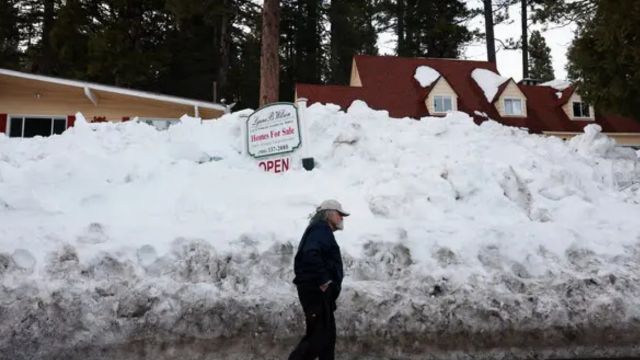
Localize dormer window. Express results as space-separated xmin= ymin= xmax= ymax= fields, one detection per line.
xmin=504 ymin=98 xmax=523 ymax=116
xmin=572 ymin=101 xmax=591 ymax=118
xmin=433 ymin=95 xmax=453 ymax=113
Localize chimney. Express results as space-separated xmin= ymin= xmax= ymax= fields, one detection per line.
xmin=521 ymin=78 xmax=542 ymax=86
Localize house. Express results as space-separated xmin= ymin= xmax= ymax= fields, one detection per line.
xmin=0 ymin=68 xmax=226 ymax=138
xmin=296 ymin=55 xmax=640 ymax=147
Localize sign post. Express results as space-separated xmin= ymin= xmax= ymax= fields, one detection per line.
xmin=296 ymin=97 xmax=315 ymax=171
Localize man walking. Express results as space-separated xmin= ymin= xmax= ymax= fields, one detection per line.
xmin=289 ymin=200 xmax=349 ymax=360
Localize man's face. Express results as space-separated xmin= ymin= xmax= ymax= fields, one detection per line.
xmin=328 ymin=210 xmax=344 ymax=231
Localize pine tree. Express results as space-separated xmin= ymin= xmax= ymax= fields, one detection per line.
xmin=0 ymin=0 xmax=22 ymax=68
xmin=226 ymin=0 xmax=262 ymax=108
xmin=483 ymin=0 xmax=496 ymax=63
xmin=159 ymin=0 xmax=260 ymax=104
xmin=161 ymin=0 xmax=229 ymax=100
xmin=279 ymin=0 xmax=326 ymax=101
xmin=521 ymin=0 xmax=529 ymax=78
xmin=568 ymin=0 xmax=640 ymax=120
xmin=83 ymin=0 xmax=172 ymax=90
xmin=16 ymin=0 xmax=63 ymax=73
xmin=49 ymin=0 xmax=90 ymax=78
xmin=292 ymin=0 xmax=325 ymax=83
xmin=385 ymin=0 xmax=474 ymax=58
xmin=329 ymin=0 xmax=378 ymax=84
xmin=527 ymin=30 xmax=554 ymax=81
xmin=531 ymin=0 xmax=597 ymax=28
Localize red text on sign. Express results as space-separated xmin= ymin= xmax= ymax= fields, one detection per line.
xmin=258 ymin=158 xmax=290 ymax=173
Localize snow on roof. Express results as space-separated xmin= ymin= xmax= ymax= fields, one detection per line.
xmin=0 ymin=67 xmax=226 ymax=111
xmin=473 ymin=110 xmax=489 ymax=118
xmin=413 ymin=65 xmax=440 ymax=88
xmin=540 ymin=79 xmax=572 ymax=91
xmin=471 ymin=68 xmax=509 ymax=102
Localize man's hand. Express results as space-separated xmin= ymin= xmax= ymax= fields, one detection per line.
xmin=320 ymin=280 xmax=332 ymax=292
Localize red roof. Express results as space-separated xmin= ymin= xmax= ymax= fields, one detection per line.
xmin=521 ymin=84 xmax=640 ymax=133
xmin=296 ymin=55 xmax=639 ymax=134
xmin=297 ymin=55 xmax=500 ymax=119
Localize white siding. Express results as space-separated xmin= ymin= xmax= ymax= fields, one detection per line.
xmin=496 ymin=81 xmax=527 ymax=117
xmin=349 ymin=59 xmax=362 ymax=87
xmin=563 ymin=92 xmax=595 ymax=120
xmin=426 ymin=77 xmax=458 ymax=114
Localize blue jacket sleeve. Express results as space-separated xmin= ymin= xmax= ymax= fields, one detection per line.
xmin=301 ymin=225 xmax=333 ymax=286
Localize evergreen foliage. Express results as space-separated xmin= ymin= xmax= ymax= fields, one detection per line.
xmin=0 ymin=0 xmax=22 ymax=68
xmin=568 ymin=1 xmax=640 ymax=120
xmin=527 ymin=30 xmax=554 ymax=81
xmin=329 ymin=0 xmax=378 ymax=84
xmin=381 ymin=0 xmax=475 ymax=58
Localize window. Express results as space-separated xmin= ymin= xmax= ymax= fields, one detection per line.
xmin=504 ymin=98 xmax=523 ymax=116
xmin=433 ymin=95 xmax=453 ymax=113
xmin=572 ymin=102 xmax=591 ymax=118
xmin=9 ymin=116 xmax=67 ymax=138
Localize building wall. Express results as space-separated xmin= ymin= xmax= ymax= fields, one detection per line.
xmin=543 ymin=131 xmax=640 ymax=146
xmin=496 ymin=81 xmax=528 ymax=117
xmin=350 ymin=60 xmax=362 ymax=87
xmin=0 ymin=75 xmax=223 ymax=122
xmin=425 ymin=78 xmax=458 ymax=114
xmin=562 ymin=92 xmax=595 ymax=121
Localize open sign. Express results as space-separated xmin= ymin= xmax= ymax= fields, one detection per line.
xmin=258 ymin=157 xmax=291 ymax=173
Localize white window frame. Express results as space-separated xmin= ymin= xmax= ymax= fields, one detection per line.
xmin=8 ymin=114 xmax=68 ymax=138
xmin=503 ymin=97 xmax=524 ymax=117
xmin=433 ymin=95 xmax=454 ymax=114
xmin=571 ymin=101 xmax=593 ymax=120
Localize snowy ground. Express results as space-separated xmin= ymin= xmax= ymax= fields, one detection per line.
xmin=1 ymin=102 xmax=640 ymax=359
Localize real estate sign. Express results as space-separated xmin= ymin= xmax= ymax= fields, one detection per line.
xmin=246 ymin=103 xmax=302 ymax=160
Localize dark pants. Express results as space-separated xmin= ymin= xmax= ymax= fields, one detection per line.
xmin=288 ymin=284 xmax=337 ymax=360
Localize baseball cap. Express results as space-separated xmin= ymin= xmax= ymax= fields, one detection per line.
xmin=317 ymin=199 xmax=350 ymax=216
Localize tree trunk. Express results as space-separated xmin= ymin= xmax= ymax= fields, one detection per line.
xmin=259 ymin=0 xmax=280 ymax=106
xmin=396 ymin=0 xmax=405 ymax=56
xmin=217 ymin=0 xmax=231 ymax=101
xmin=329 ymin=0 xmax=340 ymax=83
xmin=484 ymin=0 xmax=496 ymax=64
xmin=521 ymin=0 xmax=529 ymax=79
xmin=38 ymin=0 xmax=55 ymax=74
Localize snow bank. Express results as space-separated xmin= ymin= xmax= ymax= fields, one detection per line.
xmin=541 ymin=79 xmax=572 ymax=91
xmin=471 ymin=68 xmax=509 ymax=102
xmin=413 ymin=66 xmax=440 ymax=88
xmin=1 ymin=102 xmax=640 ymax=359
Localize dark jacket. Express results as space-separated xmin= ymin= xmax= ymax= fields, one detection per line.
xmin=293 ymin=221 xmax=344 ymax=290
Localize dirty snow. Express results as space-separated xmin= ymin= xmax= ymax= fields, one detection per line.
xmin=1 ymin=101 xmax=640 ymax=359
xmin=413 ymin=66 xmax=440 ymax=88
xmin=471 ymin=68 xmax=509 ymax=102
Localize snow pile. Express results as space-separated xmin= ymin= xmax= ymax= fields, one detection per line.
xmin=1 ymin=102 xmax=640 ymax=359
xmin=541 ymin=79 xmax=572 ymax=91
xmin=568 ymin=124 xmax=617 ymax=158
xmin=413 ymin=65 xmax=440 ymax=88
xmin=471 ymin=68 xmax=509 ymax=102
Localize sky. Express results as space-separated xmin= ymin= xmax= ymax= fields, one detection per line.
xmin=377 ymin=1 xmax=577 ymax=81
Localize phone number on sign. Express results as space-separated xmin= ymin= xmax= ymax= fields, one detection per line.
xmin=257 ymin=144 xmax=289 ymax=155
